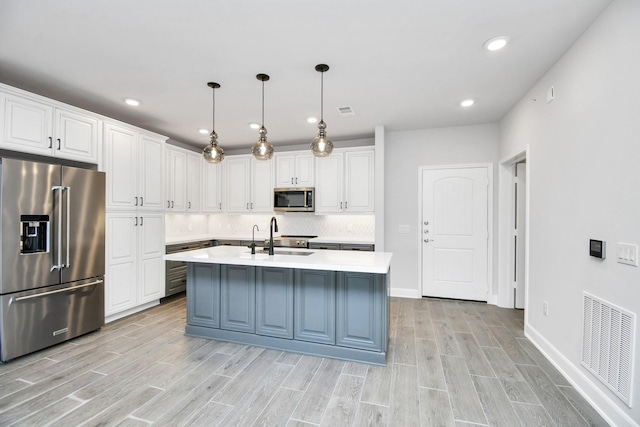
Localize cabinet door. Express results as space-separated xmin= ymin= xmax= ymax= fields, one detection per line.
xmin=275 ymin=154 xmax=295 ymax=188
xmin=105 ymin=213 xmax=137 ymax=315
xmin=294 ymin=269 xmax=335 ymax=344
xmin=345 ymin=150 xmax=375 ymax=212
xmin=138 ymin=214 xmax=165 ymax=302
xmin=225 ymin=156 xmax=251 ymax=212
xmin=220 ymin=265 xmax=255 ymax=333
xmin=55 ymin=107 xmax=99 ymax=163
xmin=166 ymin=148 xmax=187 ymax=211
xmin=314 ymin=152 xmax=344 ymax=213
xmin=186 ymin=152 xmax=202 ymax=212
xmin=105 ymin=122 xmax=138 ymax=210
xmin=139 ymin=135 xmax=165 ymax=210
xmin=251 ymin=158 xmax=274 ymax=212
xmin=256 ymin=267 xmax=294 ymax=339
xmin=295 ymin=154 xmax=315 ymax=187
xmin=336 ymin=272 xmax=384 ymax=351
xmin=0 ymin=93 xmax=53 ymax=155
xmin=187 ymin=263 xmax=221 ymax=328
xmin=203 ymin=162 xmax=222 ymax=212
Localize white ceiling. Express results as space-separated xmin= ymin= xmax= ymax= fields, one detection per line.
xmin=0 ymin=0 xmax=611 ymax=152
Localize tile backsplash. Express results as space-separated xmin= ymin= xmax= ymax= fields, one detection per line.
xmin=165 ymin=213 xmax=374 ymax=240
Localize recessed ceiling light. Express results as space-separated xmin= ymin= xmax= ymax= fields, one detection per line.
xmin=249 ymin=123 xmax=260 ymax=129
xmin=198 ymin=128 xmax=209 ymax=135
xmin=460 ymin=99 xmax=475 ymax=107
xmin=307 ymin=117 xmax=318 ymax=124
xmin=124 ymin=98 xmax=141 ymax=106
xmin=484 ymin=36 xmax=510 ymax=51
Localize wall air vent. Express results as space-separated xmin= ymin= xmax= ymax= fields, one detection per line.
xmin=337 ymin=106 xmax=355 ymax=117
xmin=581 ymin=292 xmax=635 ymax=407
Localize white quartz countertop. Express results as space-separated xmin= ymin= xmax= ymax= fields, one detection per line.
xmin=164 ymin=245 xmax=392 ymax=274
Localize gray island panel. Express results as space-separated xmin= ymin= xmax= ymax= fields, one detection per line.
xmin=184 ymin=260 xmax=390 ymax=365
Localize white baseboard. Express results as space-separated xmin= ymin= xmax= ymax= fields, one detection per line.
xmin=525 ymin=323 xmax=638 ymax=427
xmin=105 ymin=300 xmax=160 ymax=324
xmin=390 ymin=288 xmax=422 ymax=299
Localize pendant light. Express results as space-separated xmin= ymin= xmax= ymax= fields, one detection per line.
xmin=251 ymin=73 xmax=274 ymax=160
xmin=202 ymin=82 xmax=225 ymax=163
xmin=310 ymin=64 xmax=333 ymax=157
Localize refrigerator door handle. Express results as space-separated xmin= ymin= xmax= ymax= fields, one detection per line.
xmin=9 ymin=280 xmax=104 ymax=304
xmin=51 ymin=185 xmax=64 ymax=271
xmin=64 ymin=186 xmax=71 ymax=268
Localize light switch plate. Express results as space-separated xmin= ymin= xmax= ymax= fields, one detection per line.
xmin=617 ymin=243 xmax=638 ymax=267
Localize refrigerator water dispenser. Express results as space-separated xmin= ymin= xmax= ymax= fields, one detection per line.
xmin=20 ymin=215 xmax=50 ymax=254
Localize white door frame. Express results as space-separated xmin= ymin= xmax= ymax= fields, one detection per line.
xmin=418 ymin=163 xmax=494 ymax=301
xmin=497 ymin=146 xmax=530 ymax=313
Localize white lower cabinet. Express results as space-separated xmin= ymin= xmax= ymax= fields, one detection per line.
xmin=105 ymin=212 xmax=165 ymax=319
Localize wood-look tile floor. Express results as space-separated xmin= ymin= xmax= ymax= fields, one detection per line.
xmin=0 ymin=295 xmax=609 ymax=426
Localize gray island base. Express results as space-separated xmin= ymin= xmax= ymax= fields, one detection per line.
xmin=170 ymin=246 xmax=392 ymax=366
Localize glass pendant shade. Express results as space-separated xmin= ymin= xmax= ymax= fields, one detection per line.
xmin=310 ymin=120 xmax=333 ymax=157
xmin=251 ymin=126 xmax=274 ymax=160
xmin=203 ymin=130 xmax=224 ymax=163
xmin=252 ymin=74 xmax=274 ymax=160
xmin=202 ymin=82 xmax=224 ymax=163
xmin=311 ymin=64 xmax=333 ymax=157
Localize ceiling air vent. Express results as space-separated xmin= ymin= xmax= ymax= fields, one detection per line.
xmin=337 ymin=106 xmax=355 ymax=117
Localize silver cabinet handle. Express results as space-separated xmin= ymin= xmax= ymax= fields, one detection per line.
xmin=219 ymin=203 xmax=222 ymax=210
xmin=140 ymin=196 xmax=143 ymax=206
xmin=57 ymin=138 xmax=61 ymax=150
xmin=171 ymin=201 xmax=174 ymax=208
xmin=9 ymin=280 xmax=103 ymax=303
xmin=424 ymin=239 xmax=434 ymax=243
xmin=134 ymin=217 xmax=138 ymax=226
xmin=188 ymin=201 xmax=191 ymax=209
xmin=291 ymin=177 xmax=294 ymax=184
xmin=140 ymin=216 xmax=144 ymax=226
xmin=251 ymin=202 xmax=253 ymax=209
xmin=345 ymin=201 xmax=348 ymax=209
xmin=247 ymin=203 xmax=249 ymax=210
xmin=295 ymin=177 xmax=298 ymax=184
xmin=167 ymin=201 xmax=170 ymax=208
xmin=340 ymin=202 xmax=343 ymax=209
xmin=48 ymin=136 xmax=53 ymax=148
xmin=135 ymin=196 xmax=138 ymax=206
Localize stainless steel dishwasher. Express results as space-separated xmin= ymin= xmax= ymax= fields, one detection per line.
xmin=165 ymin=240 xmax=215 ymax=297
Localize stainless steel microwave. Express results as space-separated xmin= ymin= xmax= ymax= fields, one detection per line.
xmin=273 ymin=187 xmax=315 ymax=212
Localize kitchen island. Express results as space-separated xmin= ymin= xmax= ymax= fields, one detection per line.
xmin=165 ymin=245 xmax=392 ymax=365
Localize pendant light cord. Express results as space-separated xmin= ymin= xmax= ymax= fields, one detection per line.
xmin=261 ymin=80 xmax=265 ymax=127
xmin=320 ymin=71 xmax=324 ymax=122
xmin=211 ymin=88 xmax=216 ymax=132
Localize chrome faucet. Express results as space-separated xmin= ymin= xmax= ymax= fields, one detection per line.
xmin=269 ymin=216 xmax=278 ymax=255
xmin=249 ymin=224 xmax=259 ymax=254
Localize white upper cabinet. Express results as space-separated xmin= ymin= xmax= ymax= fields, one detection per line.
xmin=186 ymin=151 xmax=202 ymax=212
xmin=0 ymin=89 xmax=100 ymax=163
xmin=275 ymin=152 xmax=314 ymax=188
xmin=165 ymin=146 xmax=203 ymax=213
xmin=203 ymin=161 xmax=223 ymax=213
xmin=315 ymin=148 xmax=374 ymax=214
xmin=165 ymin=147 xmax=188 ymax=212
xmin=104 ymin=121 xmax=166 ymax=211
xmin=225 ymin=154 xmax=274 ymax=213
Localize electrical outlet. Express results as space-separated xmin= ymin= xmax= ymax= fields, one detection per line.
xmin=543 ymin=301 xmax=549 ymax=316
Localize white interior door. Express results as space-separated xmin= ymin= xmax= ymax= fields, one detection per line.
xmin=421 ymin=167 xmax=489 ymax=301
xmin=514 ymin=162 xmax=526 ymax=309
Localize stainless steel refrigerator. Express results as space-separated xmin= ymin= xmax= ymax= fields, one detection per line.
xmin=0 ymin=158 xmax=105 ymax=362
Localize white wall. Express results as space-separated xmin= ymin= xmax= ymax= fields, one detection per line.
xmin=384 ymin=124 xmax=499 ymax=298
xmin=499 ymin=0 xmax=640 ymax=424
